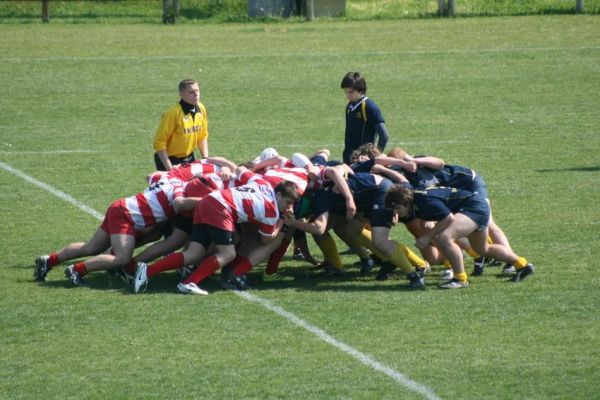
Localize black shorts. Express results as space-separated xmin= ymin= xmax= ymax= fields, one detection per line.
xmin=154 ymin=152 xmax=195 ymax=171
xmin=174 ymin=215 xmax=193 ymax=236
xmin=190 ymin=223 xmax=235 ymax=248
xmin=370 ymin=208 xmax=394 ymax=229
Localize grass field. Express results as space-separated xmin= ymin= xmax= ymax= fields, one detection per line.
xmin=1 ymin=15 xmax=600 ymax=399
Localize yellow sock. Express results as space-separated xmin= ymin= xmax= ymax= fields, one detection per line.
xmin=387 ymin=246 xmax=413 ymax=274
xmin=443 ymin=259 xmax=452 ymax=269
xmin=397 ymin=242 xmax=427 ymax=268
xmin=466 ymin=248 xmax=479 ymax=259
xmin=357 ymin=229 xmax=413 ymax=273
xmin=315 ymin=235 xmax=343 ymax=270
xmin=455 ymin=272 xmax=468 ymax=283
xmin=356 ymin=229 xmax=387 ymax=260
xmin=488 ymin=236 xmax=494 ymax=244
xmin=514 ymin=257 xmax=528 ymax=269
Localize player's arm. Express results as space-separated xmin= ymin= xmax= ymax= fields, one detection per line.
xmin=374 ymin=155 xmax=417 ymax=173
xmin=155 ymin=150 xmax=173 ymax=170
xmin=252 ymin=156 xmax=288 ymax=172
xmin=370 ymin=164 xmax=409 ymax=184
xmin=197 ymin=106 xmax=209 ymax=158
xmin=153 ymin=111 xmax=177 ymax=170
xmin=260 ymin=220 xmax=286 ymax=244
xmin=172 ymin=196 xmax=203 ymax=213
xmin=204 ymin=156 xmax=237 ymax=171
xmin=284 ymin=212 xmax=329 ymax=236
xmin=415 ymin=214 xmax=453 ymax=250
xmin=406 ymin=155 xmax=445 ymax=170
xmin=198 ymin=138 xmax=208 ymax=158
xmin=374 ymin=122 xmax=389 ymax=152
xmin=324 ymin=165 xmax=356 ymax=220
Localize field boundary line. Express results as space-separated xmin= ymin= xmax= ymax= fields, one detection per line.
xmin=236 ymin=291 xmax=441 ymax=400
xmin=0 ymin=150 xmax=99 ymax=155
xmin=3 ymin=45 xmax=599 ymax=63
xmin=1 ymin=160 xmax=441 ymax=400
xmin=0 ymin=161 xmax=104 ymax=220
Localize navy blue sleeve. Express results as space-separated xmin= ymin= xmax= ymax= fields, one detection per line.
xmin=366 ymin=99 xmax=385 ymax=124
xmin=374 ymin=122 xmax=389 ymax=151
xmin=350 ymin=159 xmax=376 ymax=173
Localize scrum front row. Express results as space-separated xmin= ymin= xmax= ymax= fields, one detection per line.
xmin=33 ymin=146 xmax=534 ymax=293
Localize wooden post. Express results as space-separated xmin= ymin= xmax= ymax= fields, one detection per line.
xmin=162 ymin=0 xmax=179 ymax=23
xmin=42 ymin=0 xmax=49 ymax=23
xmin=173 ymin=0 xmax=180 ymax=19
xmin=576 ymin=0 xmax=584 ymax=13
xmin=448 ymin=0 xmax=455 ymax=16
xmin=306 ymin=0 xmax=314 ymax=21
xmin=437 ymin=0 xmax=446 ymax=17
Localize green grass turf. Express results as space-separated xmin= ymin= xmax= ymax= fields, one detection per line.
xmin=1 ymin=16 xmax=600 ymax=399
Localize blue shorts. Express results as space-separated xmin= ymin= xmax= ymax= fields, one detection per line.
xmin=457 ymin=195 xmax=490 ymax=230
xmin=469 ymin=175 xmax=489 ymax=200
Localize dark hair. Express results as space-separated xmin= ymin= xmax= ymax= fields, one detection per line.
xmin=350 ymin=143 xmax=381 ymax=163
xmin=275 ymin=181 xmax=300 ymax=202
xmin=340 ymin=72 xmax=367 ymax=94
xmin=384 ymin=184 xmax=414 ymax=209
xmin=178 ymin=79 xmax=198 ymax=92
xmin=239 ymin=161 xmax=255 ymax=169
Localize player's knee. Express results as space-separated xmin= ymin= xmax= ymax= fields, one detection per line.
xmin=113 ymin=254 xmax=133 ymax=267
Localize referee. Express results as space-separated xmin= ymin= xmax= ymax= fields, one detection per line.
xmin=153 ymin=79 xmax=209 ymax=171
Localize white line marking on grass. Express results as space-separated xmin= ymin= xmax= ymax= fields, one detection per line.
xmin=278 ymin=139 xmax=467 ymax=149
xmin=3 ymin=45 xmax=599 ymax=63
xmin=0 ymin=161 xmax=104 ymax=220
xmin=0 ymin=150 xmax=99 ymax=155
xmin=236 ymin=290 xmax=441 ymax=400
xmin=2 ymin=160 xmax=441 ymax=400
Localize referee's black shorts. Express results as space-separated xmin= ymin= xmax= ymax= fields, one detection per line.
xmin=154 ymin=152 xmax=195 ymax=171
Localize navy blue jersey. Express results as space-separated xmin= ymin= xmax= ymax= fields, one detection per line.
xmin=350 ymin=158 xmax=375 ymax=173
xmin=413 ymin=186 xmax=490 ymax=228
xmin=433 ymin=165 xmax=475 ymax=189
xmin=390 ymin=165 xmax=439 ymax=188
xmin=343 ymin=97 xmax=385 ymax=164
xmin=312 ymin=173 xmax=392 ymax=217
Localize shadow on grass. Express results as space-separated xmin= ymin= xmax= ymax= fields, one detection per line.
xmin=537 ymin=166 xmax=600 ymax=173
xmin=26 ymin=263 xmax=515 ymax=294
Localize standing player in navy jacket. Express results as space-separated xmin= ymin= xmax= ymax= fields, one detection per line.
xmin=340 ymin=72 xmax=389 ymax=165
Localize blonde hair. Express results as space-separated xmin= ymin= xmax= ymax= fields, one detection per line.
xmin=386 ymin=147 xmax=407 ymax=160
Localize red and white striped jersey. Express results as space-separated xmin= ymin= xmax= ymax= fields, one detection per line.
xmin=149 ymin=160 xmax=221 ymax=185
xmin=308 ymin=165 xmax=329 ymax=191
xmin=209 ymin=170 xmax=279 ymax=236
xmin=124 ymin=180 xmax=185 ymax=229
xmin=262 ymin=167 xmax=310 ymax=196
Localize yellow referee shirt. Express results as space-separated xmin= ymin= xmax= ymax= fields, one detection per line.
xmin=153 ymin=102 xmax=208 ymax=158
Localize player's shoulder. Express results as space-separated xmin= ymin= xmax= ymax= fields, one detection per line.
xmin=365 ymin=97 xmax=381 ymax=110
xmin=161 ymin=103 xmax=184 ymax=119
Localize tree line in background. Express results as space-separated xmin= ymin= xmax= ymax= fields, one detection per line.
xmin=30 ymin=0 xmax=596 ymax=23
